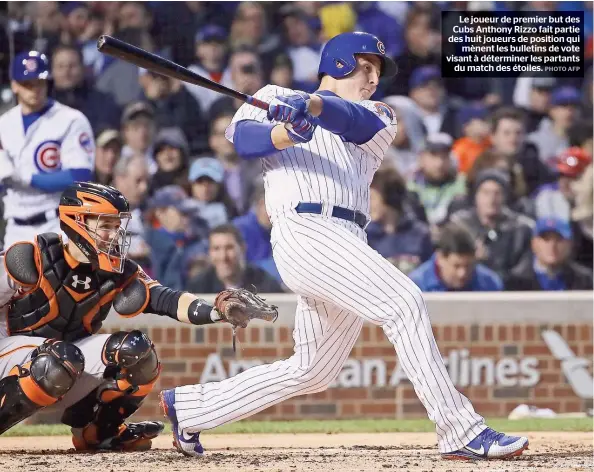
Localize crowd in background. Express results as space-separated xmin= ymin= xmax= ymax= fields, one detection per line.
xmin=0 ymin=1 xmax=592 ymax=293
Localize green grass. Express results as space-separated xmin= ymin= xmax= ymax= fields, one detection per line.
xmin=4 ymin=417 xmax=592 ymax=437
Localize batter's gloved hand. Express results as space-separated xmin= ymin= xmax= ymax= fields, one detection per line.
xmin=214 ymin=288 xmax=279 ymax=351
xmin=267 ymin=91 xmax=311 ymax=124
xmin=285 ymin=115 xmax=317 ymax=144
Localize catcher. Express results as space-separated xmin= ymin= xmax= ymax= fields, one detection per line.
xmin=0 ymin=181 xmax=277 ymax=451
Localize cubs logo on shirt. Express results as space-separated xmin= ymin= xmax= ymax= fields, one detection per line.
xmin=34 ymin=140 xmax=61 ymax=173
xmin=374 ymin=102 xmax=394 ymax=121
xmin=79 ymin=132 xmax=93 ymax=154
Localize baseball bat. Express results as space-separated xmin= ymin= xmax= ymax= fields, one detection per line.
xmin=96 ymin=35 xmax=270 ymax=111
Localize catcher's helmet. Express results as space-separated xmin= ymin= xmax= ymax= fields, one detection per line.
xmin=318 ymin=32 xmax=398 ymax=80
xmin=555 ymin=147 xmax=592 ymax=178
xmin=59 ymin=182 xmax=132 ymax=273
xmin=10 ymin=51 xmax=51 ymax=82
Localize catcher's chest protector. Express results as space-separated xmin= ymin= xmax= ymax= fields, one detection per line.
xmin=6 ymin=233 xmax=137 ymax=341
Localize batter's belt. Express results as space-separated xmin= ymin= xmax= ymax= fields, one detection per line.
xmin=294 ymin=202 xmax=369 ymax=229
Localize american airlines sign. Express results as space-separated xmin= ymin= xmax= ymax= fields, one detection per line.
xmin=199 ymin=330 xmax=592 ymax=399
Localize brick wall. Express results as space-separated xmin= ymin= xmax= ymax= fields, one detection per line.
xmin=99 ymin=321 xmax=593 ymax=421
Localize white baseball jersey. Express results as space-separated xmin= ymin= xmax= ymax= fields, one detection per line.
xmin=173 ymin=85 xmax=487 ymax=454
xmin=226 ymin=85 xmax=397 ymax=219
xmin=0 ymin=100 xmax=95 ymax=220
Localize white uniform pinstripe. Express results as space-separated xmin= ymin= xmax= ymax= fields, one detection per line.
xmin=173 ymin=85 xmax=486 ymax=453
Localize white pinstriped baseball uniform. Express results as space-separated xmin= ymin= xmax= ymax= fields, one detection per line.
xmin=173 ymin=85 xmax=487 ymax=453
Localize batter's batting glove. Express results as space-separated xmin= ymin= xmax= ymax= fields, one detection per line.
xmin=285 ymin=115 xmax=317 ymax=144
xmin=267 ymin=91 xmax=311 ymax=124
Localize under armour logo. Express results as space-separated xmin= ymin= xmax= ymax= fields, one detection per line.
xmin=193 ymin=301 xmax=203 ymax=317
xmin=130 ymin=335 xmax=141 ymax=346
xmin=71 ymin=275 xmax=92 ymax=290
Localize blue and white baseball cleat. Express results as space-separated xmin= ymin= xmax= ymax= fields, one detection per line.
xmin=442 ymin=428 xmax=529 ymax=460
xmin=159 ymin=389 xmax=204 ymax=457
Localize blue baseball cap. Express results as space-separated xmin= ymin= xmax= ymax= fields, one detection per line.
xmin=457 ymin=103 xmax=489 ymax=129
xmin=148 ymin=185 xmax=199 ymax=214
xmin=409 ymin=66 xmax=441 ymax=90
xmin=11 ymin=51 xmax=50 ymax=82
xmin=534 ymin=218 xmax=572 ymax=239
xmin=550 ymin=86 xmax=580 ymax=107
xmin=189 ymin=157 xmax=224 ymax=183
xmin=195 ymin=25 xmax=227 ymax=44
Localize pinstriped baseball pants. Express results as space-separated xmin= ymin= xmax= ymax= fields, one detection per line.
xmin=174 ymin=209 xmax=487 ymax=453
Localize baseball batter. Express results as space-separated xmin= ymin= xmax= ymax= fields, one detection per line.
xmin=159 ymin=32 xmax=529 ymax=461
xmin=0 ymin=181 xmax=276 ymax=450
xmin=0 ymin=51 xmax=95 ymax=250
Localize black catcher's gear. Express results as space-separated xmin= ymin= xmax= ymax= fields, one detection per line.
xmin=0 ymin=339 xmax=84 ymax=434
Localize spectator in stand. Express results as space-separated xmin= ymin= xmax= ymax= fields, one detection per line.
xmin=186 ymin=224 xmax=284 ymax=293
xmin=408 ymin=223 xmax=503 ymax=292
xmin=150 ymin=127 xmax=191 ymax=191
xmin=120 ymin=101 xmax=157 ymax=173
xmin=408 ymin=66 xmax=458 ymax=138
xmin=382 ymin=96 xmax=427 ymax=179
xmin=228 ymin=2 xmax=283 ymax=75
xmin=452 ymin=103 xmax=491 ymax=175
xmin=317 ymin=2 xmax=357 ymax=41
xmin=209 ymin=46 xmax=265 ymax=118
xmin=188 ymin=157 xmax=238 ymax=228
xmin=185 ymin=25 xmax=231 ymax=114
xmin=368 ymin=167 xmax=433 ymax=274
xmin=233 ymin=184 xmax=281 ymax=281
xmin=93 ymin=129 xmax=122 ymax=186
xmin=354 ymin=2 xmax=405 ymax=59
xmin=385 ymin=5 xmax=440 ymax=97
xmin=138 ymin=69 xmax=207 ymax=155
xmin=407 ymin=134 xmax=466 ymax=231
xmin=21 ymin=2 xmax=64 ymax=57
xmin=111 ymin=155 xmax=151 ymax=266
xmin=484 ymin=106 xmax=554 ymax=194
xmin=60 ymin=2 xmax=91 ymax=46
xmin=534 ymin=147 xmax=592 ymax=222
xmin=568 ymin=121 xmax=594 ymax=158
xmin=51 ymin=44 xmax=121 ymax=135
xmin=279 ymin=4 xmax=322 ymax=90
xmin=144 ymin=185 xmax=209 ymax=291
xmin=450 ymin=169 xmax=534 ymax=283
xmin=94 ymin=12 xmax=153 ymax=106
xmin=209 ymin=111 xmax=261 ymax=214
xmin=528 ymin=86 xmax=581 ymax=170
xmin=506 ymin=218 xmax=593 ymax=291
xmin=513 ymin=76 xmax=556 ymax=133
xmin=448 ymin=149 xmax=534 ymax=219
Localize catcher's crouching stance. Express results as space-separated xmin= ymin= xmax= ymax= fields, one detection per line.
xmin=0 ymin=182 xmax=277 ymax=451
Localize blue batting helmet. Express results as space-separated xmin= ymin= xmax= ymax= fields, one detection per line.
xmin=318 ymin=32 xmax=398 ymax=80
xmin=10 ymin=51 xmax=51 ymax=82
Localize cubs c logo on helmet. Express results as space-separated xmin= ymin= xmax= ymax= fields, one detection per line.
xmin=34 ymin=140 xmax=62 ymax=173
xmin=377 ymin=40 xmax=386 ymax=55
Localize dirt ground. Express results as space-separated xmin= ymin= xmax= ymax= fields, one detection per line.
xmin=0 ymin=432 xmax=591 ymax=472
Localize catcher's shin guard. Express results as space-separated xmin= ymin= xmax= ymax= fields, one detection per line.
xmin=63 ymin=330 xmax=163 ymax=451
xmin=0 ymin=340 xmax=85 ymax=434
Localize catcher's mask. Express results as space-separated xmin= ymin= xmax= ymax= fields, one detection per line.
xmin=59 ymin=182 xmax=132 ymax=273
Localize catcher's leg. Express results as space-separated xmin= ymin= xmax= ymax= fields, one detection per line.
xmin=62 ymin=330 xmax=163 ymax=451
xmin=0 ymin=339 xmax=85 ymax=434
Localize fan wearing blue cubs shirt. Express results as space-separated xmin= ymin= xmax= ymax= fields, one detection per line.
xmin=0 ymin=51 xmax=95 ymax=249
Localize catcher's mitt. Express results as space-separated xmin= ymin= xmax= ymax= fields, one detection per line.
xmin=214 ymin=288 xmax=279 ymax=350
